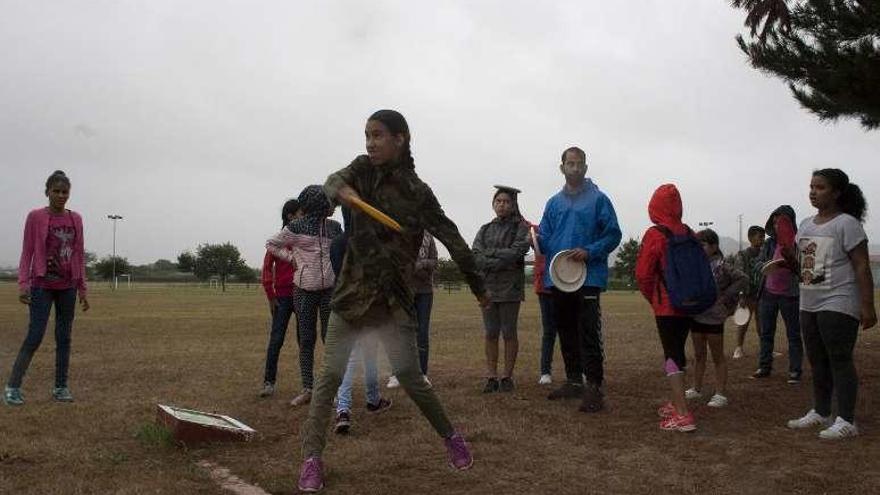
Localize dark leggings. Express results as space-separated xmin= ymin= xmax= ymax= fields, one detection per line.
xmin=801 ymin=310 xmax=860 ymax=423
xmin=293 ymin=287 xmax=332 ymax=389
xmin=655 ymin=316 xmax=691 ymax=372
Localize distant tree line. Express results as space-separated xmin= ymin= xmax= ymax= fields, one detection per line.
xmin=81 ymin=242 xmax=259 ymax=291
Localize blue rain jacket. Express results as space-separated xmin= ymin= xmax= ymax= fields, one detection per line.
xmin=538 ymin=179 xmax=622 ymax=290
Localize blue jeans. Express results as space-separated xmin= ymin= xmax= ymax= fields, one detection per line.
xmin=335 ymin=337 xmax=380 ymax=413
xmin=538 ymin=293 xmax=558 ymax=375
xmin=263 ymin=296 xmax=295 ymax=384
xmin=414 ymin=293 xmax=433 ymax=375
xmin=757 ymin=292 xmax=803 ymax=374
xmin=8 ymin=287 xmax=77 ymax=389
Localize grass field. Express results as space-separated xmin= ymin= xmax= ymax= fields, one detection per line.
xmin=1 ymin=282 xmax=878 ymax=494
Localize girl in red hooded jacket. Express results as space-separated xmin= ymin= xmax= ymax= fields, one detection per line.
xmin=635 ymin=184 xmax=696 ymax=432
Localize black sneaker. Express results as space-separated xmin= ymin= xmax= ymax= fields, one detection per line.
xmin=750 ymin=368 xmax=771 ymax=379
xmin=579 ymin=383 xmax=604 ymax=413
xmin=365 ymin=397 xmax=392 ymax=414
xmin=547 ymin=381 xmax=584 ymax=400
xmin=482 ymin=378 xmax=500 ymax=394
xmin=787 ymin=372 xmax=801 ymax=384
xmin=334 ymin=411 xmax=351 ymax=434
xmin=499 ymin=377 xmax=515 ymax=393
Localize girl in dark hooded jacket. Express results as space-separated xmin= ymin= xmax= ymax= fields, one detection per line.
xmin=751 ymin=205 xmax=804 ymax=382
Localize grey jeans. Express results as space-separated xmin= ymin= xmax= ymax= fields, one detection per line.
xmin=301 ymin=304 xmax=455 ymax=458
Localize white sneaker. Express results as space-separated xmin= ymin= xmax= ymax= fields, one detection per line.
xmin=787 ymin=409 xmax=833 ymax=429
xmin=819 ymin=417 xmax=859 ymax=439
xmin=732 ymin=347 xmax=744 ymax=360
xmin=422 ymin=375 xmax=432 ymax=387
xmin=685 ymin=388 xmax=702 ymax=400
xmin=386 ymin=376 xmax=400 ymax=389
xmin=538 ymin=374 xmax=552 ymax=385
xmin=707 ymin=393 xmax=728 ymax=408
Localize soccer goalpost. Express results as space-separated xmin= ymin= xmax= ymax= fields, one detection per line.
xmin=114 ymin=274 xmax=132 ymax=290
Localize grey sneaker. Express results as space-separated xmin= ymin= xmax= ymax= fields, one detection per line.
xmin=4 ymin=387 xmax=24 ymax=406
xmin=258 ymin=382 xmax=276 ymax=397
xmin=290 ymin=388 xmax=312 ymax=407
xmin=334 ymin=411 xmax=352 ymax=435
xmin=52 ymin=387 xmax=74 ymax=402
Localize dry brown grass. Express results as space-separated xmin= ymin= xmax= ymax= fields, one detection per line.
xmin=1 ymin=282 xmax=878 ymax=494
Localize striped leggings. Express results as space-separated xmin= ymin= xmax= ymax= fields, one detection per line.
xmin=293 ymin=287 xmax=332 ymax=390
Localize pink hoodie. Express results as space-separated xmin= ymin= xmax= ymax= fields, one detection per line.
xmin=18 ymin=207 xmax=88 ymax=297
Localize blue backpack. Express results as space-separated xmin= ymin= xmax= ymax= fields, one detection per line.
xmin=654 ymin=225 xmax=717 ymax=315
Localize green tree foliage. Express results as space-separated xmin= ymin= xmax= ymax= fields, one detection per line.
xmin=436 ymin=257 xmax=464 ymax=283
xmin=84 ymin=251 xmax=98 ymax=278
xmin=192 ymin=243 xmax=249 ymax=291
xmin=94 ymin=256 xmax=131 ymax=280
xmin=612 ymin=238 xmax=640 ymax=287
xmin=177 ymin=251 xmax=196 ymax=273
xmin=733 ymin=0 xmax=880 ymax=129
xmin=152 ymin=259 xmax=177 ymax=271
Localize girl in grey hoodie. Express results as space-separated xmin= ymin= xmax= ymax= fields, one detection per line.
xmin=686 ymin=229 xmax=747 ymax=408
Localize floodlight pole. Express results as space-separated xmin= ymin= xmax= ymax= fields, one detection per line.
xmin=737 ymin=214 xmax=743 ymax=252
xmin=107 ymin=214 xmax=123 ymax=289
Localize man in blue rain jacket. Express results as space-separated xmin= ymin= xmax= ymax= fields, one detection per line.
xmin=538 ymin=146 xmax=621 ymax=412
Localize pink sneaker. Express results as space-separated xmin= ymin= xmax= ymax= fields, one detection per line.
xmin=297 ymin=457 xmax=324 ymax=492
xmin=657 ymin=401 xmax=676 ymax=418
xmin=660 ymin=412 xmax=697 ymax=432
xmin=444 ymin=433 xmax=474 ymax=470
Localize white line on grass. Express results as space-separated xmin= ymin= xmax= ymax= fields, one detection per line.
xmin=197 ymin=460 xmax=271 ymax=495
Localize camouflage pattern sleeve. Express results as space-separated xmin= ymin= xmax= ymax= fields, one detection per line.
xmin=471 ymin=224 xmax=491 ymax=272
xmin=324 ymin=156 xmax=370 ymax=203
xmin=420 ymin=186 xmax=486 ymax=298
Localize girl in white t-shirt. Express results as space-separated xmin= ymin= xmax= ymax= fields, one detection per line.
xmin=787 ymin=168 xmax=876 ymax=439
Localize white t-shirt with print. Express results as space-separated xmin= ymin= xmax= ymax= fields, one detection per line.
xmin=797 ymin=213 xmax=867 ymax=320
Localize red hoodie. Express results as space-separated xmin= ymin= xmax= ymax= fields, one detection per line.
xmin=261 ymin=250 xmax=295 ymax=300
xmin=635 ymin=184 xmax=690 ymax=317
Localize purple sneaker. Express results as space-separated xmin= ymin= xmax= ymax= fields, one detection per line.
xmin=444 ymin=433 xmax=473 ymax=471
xmin=297 ymin=457 xmax=324 ymax=493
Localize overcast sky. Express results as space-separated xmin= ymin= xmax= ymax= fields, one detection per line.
xmin=1 ymin=1 xmax=877 ymax=268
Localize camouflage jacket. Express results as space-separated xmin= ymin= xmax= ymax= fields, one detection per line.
xmin=734 ymin=246 xmax=762 ymax=298
xmin=324 ymin=155 xmax=486 ymax=321
xmin=472 ymin=216 xmax=530 ymax=302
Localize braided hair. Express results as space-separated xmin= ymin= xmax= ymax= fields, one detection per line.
xmin=45 ymin=170 xmax=70 ymax=191
xmin=368 ymin=109 xmax=414 ymax=169
xmin=813 ymin=168 xmax=867 ymax=222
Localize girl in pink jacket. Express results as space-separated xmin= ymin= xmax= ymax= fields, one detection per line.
xmin=5 ymin=171 xmax=89 ymax=406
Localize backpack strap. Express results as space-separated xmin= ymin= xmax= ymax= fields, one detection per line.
xmin=652 ymin=224 xmax=673 ymax=239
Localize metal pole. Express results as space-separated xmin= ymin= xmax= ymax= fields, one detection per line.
xmin=737 ymin=214 xmax=743 ymax=252
xmin=107 ymin=215 xmax=123 ymax=289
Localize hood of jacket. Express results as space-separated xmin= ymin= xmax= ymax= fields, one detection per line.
xmin=298 ymin=185 xmax=332 ymax=218
xmin=764 ymin=205 xmax=796 ymax=238
xmin=648 ymin=184 xmax=684 ymax=229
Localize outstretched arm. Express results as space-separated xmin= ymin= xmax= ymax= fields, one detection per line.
xmin=266 ymin=229 xmax=297 ymax=266
xmin=422 ymin=189 xmax=488 ymax=305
